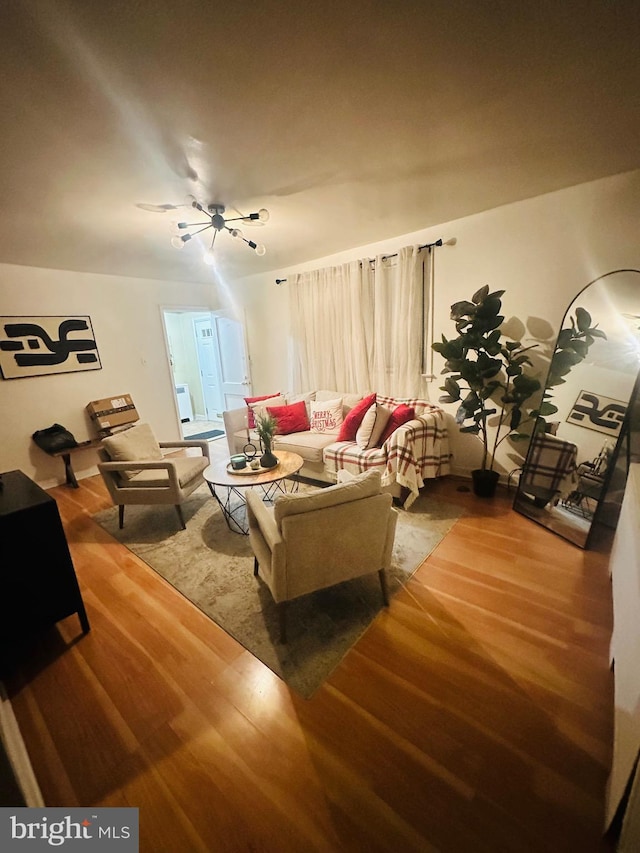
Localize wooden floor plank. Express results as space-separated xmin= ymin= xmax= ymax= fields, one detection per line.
xmin=2 ymin=467 xmax=616 ymax=852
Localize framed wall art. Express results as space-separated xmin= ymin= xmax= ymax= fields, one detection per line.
xmin=566 ymin=389 xmax=627 ymax=438
xmin=0 ymin=315 xmax=102 ymax=379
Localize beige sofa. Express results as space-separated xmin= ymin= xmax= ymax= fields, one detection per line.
xmin=223 ymin=390 xmax=450 ymax=508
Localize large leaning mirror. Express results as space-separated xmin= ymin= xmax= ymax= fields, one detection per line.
xmin=513 ymin=269 xmax=640 ymax=548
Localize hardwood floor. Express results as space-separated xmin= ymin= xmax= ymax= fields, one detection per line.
xmin=3 ymin=466 xmax=615 ymax=852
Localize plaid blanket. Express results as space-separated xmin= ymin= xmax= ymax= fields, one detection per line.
xmin=520 ymin=432 xmax=578 ymax=500
xmin=323 ymin=397 xmax=450 ymax=508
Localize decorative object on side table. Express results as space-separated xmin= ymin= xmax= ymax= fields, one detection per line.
xmin=230 ymin=454 xmax=247 ymax=470
xmin=255 ymin=412 xmax=279 ymax=469
xmin=243 ymin=442 xmax=260 ymax=469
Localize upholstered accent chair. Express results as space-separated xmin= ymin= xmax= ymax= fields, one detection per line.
xmin=246 ymin=469 xmax=398 ymax=643
xmin=97 ymin=422 xmax=210 ymax=530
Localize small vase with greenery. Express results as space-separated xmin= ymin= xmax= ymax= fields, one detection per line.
xmin=432 ymin=285 xmax=542 ymax=496
xmin=255 ymin=412 xmax=279 ymax=469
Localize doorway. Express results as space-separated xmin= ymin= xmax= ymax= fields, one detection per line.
xmin=161 ymin=308 xmax=252 ymax=438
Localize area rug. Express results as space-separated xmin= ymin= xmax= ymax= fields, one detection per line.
xmin=185 ymin=429 xmax=225 ymax=440
xmin=93 ymin=484 xmax=462 ymax=698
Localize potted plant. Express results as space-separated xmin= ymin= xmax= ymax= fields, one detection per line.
xmin=432 ymin=285 xmax=542 ymax=497
xmin=255 ymin=412 xmax=279 ymax=469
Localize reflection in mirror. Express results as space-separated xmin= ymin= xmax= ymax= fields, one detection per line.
xmin=513 ymin=269 xmax=640 ymax=548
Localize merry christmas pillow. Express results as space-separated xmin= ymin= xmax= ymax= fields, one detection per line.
xmin=309 ymin=398 xmax=344 ymax=433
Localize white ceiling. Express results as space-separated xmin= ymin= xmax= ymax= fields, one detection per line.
xmin=1 ymin=0 xmax=639 ymax=284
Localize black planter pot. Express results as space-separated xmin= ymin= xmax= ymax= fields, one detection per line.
xmin=260 ymin=447 xmax=279 ymax=469
xmin=471 ymin=469 xmax=500 ymax=498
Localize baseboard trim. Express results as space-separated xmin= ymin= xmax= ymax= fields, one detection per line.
xmin=0 ymin=682 xmax=44 ymax=807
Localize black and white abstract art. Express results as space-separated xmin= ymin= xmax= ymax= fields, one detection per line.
xmin=566 ymin=389 xmax=627 ymax=438
xmin=0 ymin=316 xmax=102 ymax=379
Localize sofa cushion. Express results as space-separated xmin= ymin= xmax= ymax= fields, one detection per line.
xmin=273 ymin=430 xmax=337 ymax=464
xmin=356 ymin=403 xmax=392 ymax=449
xmin=285 ymin=390 xmax=316 ymax=407
xmin=309 ymin=397 xmax=343 ymax=433
xmin=102 ymin=422 xmax=162 ymax=480
xmin=315 ymin=390 xmax=365 ymax=417
xmin=127 ymin=455 xmax=208 ymax=488
xmin=379 ymin=404 xmax=416 ymax=445
xmin=267 ymin=400 xmax=310 ymax=435
xmin=337 ymin=393 xmax=376 ymax=442
xmin=245 ymin=392 xmax=282 ymax=428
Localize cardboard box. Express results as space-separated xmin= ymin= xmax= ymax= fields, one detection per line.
xmin=86 ymin=394 xmax=139 ymax=434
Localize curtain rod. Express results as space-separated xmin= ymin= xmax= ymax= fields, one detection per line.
xmin=275 ymin=236 xmax=455 ymax=284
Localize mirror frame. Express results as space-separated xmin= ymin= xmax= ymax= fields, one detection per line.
xmin=513 ymin=268 xmax=640 ymax=549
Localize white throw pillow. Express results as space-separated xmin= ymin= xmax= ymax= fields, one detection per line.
xmin=102 ymin=422 xmax=162 ymax=480
xmin=355 ymin=403 xmax=393 ymax=450
xmin=309 ymin=397 xmax=344 ymax=433
xmin=248 ymin=395 xmax=286 ymax=426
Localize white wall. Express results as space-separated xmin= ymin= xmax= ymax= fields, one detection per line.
xmin=235 ymin=168 xmax=640 ymax=477
xmin=0 ymin=264 xmax=221 ymax=487
xmin=2 ymin=169 xmax=639 ymax=487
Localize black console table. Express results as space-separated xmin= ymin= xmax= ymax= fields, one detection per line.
xmin=0 ymin=470 xmax=90 ymax=674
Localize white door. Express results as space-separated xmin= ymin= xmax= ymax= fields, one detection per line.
xmin=194 ymin=317 xmax=222 ymax=418
xmin=213 ymin=312 xmax=251 ymax=409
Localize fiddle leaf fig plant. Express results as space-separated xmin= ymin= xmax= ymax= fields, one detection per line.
xmin=432 ymin=285 xmax=542 ymax=472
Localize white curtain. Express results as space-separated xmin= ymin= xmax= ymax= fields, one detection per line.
xmin=289 ymin=245 xmax=428 ymax=397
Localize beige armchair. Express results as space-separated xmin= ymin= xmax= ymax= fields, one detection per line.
xmin=97 ymin=422 xmax=210 ymax=530
xmin=246 ymin=469 xmax=398 ymax=643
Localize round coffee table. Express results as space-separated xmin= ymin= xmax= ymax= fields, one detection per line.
xmin=203 ymin=450 xmax=304 ymax=534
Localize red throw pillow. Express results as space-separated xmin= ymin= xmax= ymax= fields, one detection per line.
xmin=337 ymin=393 xmax=377 ymax=442
xmin=244 ymin=392 xmax=281 ymax=429
xmin=379 ymin=404 xmax=416 ymax=445
xmin=267 ymin=401 xmax=310 ymax=435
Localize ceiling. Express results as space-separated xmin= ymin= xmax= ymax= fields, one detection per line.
xmin=1 ymin=0 xmax=639 ymax=285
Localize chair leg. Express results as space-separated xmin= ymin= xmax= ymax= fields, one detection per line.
xmin=175 ymin=504 xmax=186 ymax=530
xmin=378 ymin=569 xmax=389 ymax=607
xmin=118 ymin=505 xmax=125 ymax=529
xmin=278 ymin=601 xmax=288 ymax=644
xmin=253 ymin=556 xmax=259 ymax=577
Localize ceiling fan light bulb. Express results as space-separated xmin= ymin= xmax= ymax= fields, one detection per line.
xmin=203 ymin=249 xmax=215 ymax=266
xmin=257 ymin=208 xmax=269 ymax=223
xmin=255 ymin=243 xmax=266 ymax=256
xmin=230 ymin=228 xmax=243 ymax=239
xmin=171 ymin=234 xmax=189 ymax=249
